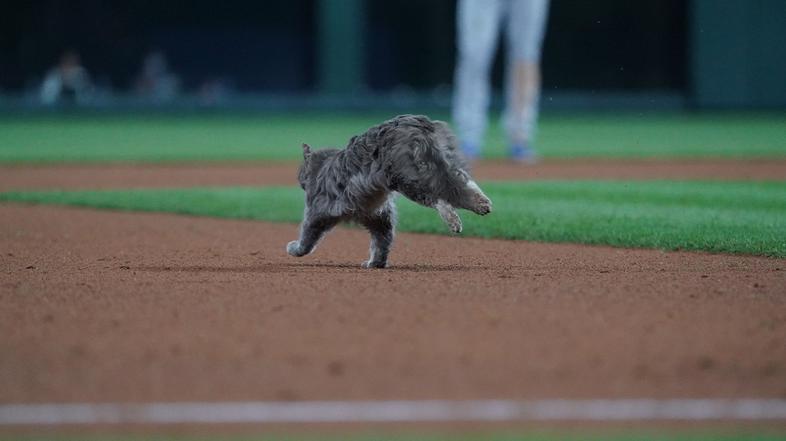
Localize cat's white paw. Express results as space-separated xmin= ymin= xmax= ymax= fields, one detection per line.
xmin=287 ymin=241 xmax=303 ymax=256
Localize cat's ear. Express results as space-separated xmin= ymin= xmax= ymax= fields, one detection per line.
xmin=302 ymin=144 xmax=312 ymax=160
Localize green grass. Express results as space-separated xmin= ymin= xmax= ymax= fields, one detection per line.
xmin=1 ymin=112 xmax=785 ymax=163
xmin=3 ymin=180 xmax=785 ymax=257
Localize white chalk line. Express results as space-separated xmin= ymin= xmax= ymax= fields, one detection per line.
xmin=2 ymin=399 xmax=786 ymax=425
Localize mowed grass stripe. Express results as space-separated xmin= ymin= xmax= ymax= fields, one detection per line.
xmin=1 ymin=112 xmax=785 ymax=163
xmin=2 ymin=181 xmax=785 ymax=257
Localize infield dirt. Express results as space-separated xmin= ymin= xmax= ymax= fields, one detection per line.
xmin=1 ymin=203 xmax=785 ymax=404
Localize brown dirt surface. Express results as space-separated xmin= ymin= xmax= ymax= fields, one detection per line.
xmin=2 ymin=204 xmax=785 ymax=404
xmin=2 ymin=158 xmax=785 ymax=191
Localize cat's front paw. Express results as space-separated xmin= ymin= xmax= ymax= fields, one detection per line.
xmin=287 ymin=241 xmax=304 ymax=257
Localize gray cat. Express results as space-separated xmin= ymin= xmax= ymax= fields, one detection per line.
xmin=287 ymin=114 xmax=492 ymax=268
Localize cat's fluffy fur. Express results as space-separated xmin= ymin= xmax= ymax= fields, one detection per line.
xmin=287 ymin=114 xmax=491 ymax=268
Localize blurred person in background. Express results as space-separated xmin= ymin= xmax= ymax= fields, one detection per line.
xmin=135 ymin=50 xmax=181 ymax=103
xmin=40 ymin=50 xmax=94 ymax=105
xmin=198 ymin=77 xmax=233 ymax=106
xmin=453 ymin=0 xmax=549 ymax=163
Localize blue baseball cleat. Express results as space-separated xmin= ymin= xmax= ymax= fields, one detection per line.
xmin=510 ymin=141 xmax=539 ymax=164
xmin=461 ymin=142 xmax=481 ymax=161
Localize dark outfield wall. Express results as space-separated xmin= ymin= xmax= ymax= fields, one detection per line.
xmin=0 ymin=0 xmax=685 ymax=93
xmin=690 ymin=0 xmax=786 ymax=108
xmin=1 ymin=0 xmax=784 ymax=108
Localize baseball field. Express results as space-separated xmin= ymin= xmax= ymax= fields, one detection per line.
xmin=1 ymin=112 xmax=785 ymax=440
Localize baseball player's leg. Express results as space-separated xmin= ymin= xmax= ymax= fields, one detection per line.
xmin=452 ymin=0 xmax=504 ymax=159
xmin=503 ymin=0 xmax=550 ymax=162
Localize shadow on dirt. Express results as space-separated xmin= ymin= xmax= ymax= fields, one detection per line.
xmin=130 ymin=261 xmax=494 ymax=273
